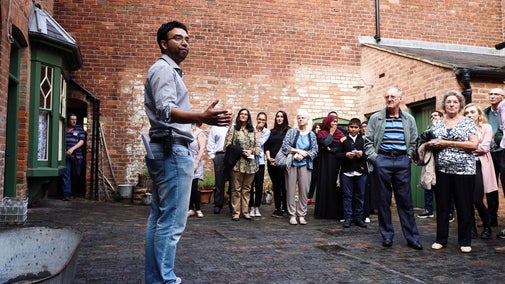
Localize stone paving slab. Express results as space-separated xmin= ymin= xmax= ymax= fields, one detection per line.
xmin=5 ymin=197 xmax=505 ymax=283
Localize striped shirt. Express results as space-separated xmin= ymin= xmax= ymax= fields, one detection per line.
xmin=66 ymin=125 xmax=86 ymax=159
xmin=379 ymin=116 xmax=406 ymax=151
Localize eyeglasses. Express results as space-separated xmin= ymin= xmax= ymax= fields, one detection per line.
xmin=489 ymin=93 xmax=503 ymax=96
xmin=167 ymin=35 xmax=191 ymax=44
xmin=257 ymin=118 xmax=266 ymax=121
xmin=384 ymin=95 xmax=399 ymax=100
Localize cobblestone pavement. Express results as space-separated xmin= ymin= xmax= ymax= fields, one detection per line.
xmin=7 ymin=197 xmax=505 ymax=283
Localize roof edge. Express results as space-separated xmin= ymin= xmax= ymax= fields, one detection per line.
xmin=358 ymin=36 xmax=505 ymax=57
xmin=360 ymin=42 xmax=454 ymax=69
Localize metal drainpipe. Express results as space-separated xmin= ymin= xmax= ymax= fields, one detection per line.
xmin=374 ymin=0 xmax=381 ymax=43
xmin=455 ymin=68 xmax=472 ymax=103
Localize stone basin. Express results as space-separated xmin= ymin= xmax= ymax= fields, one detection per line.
xmin=0 ymin=227 xmax=82 ymax=284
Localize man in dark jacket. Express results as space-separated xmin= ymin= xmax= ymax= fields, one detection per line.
xmin=483 ymin=88 xmax=504 ymax=228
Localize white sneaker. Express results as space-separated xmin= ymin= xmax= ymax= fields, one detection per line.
xmin=255 ymin=208 xmax=261 ymax=217
xmin=249 ymin=209 xmax=256 ymax=217
xmin=196 ymin=210 xmax=204 ymax=218
xmin=188 ymin=209 xmax=195 ymax=217
xmin=289 ymin=216 xmax=298 ymax=225
xmin=364 ymin=217 xmax=371 ymax=223
xmin=460 ymin=246 xmax=472 ymax=253
xmin=299 ymin=216 xmax=307 ymax=225
xmin=174 ymin=277 xmax=182 ymax=284
xmin=431 ymin=243 xmax=444 ymax=250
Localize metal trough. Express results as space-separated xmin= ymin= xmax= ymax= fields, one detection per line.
xmin=0 ymin=227 xmax=82 ymax=284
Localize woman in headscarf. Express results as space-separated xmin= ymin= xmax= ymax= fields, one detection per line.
xmin=314 ymin=113 xmax=346 ymax=219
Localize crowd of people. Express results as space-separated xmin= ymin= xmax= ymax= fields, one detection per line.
xmin=142 ymin=20 xmax=505 ymax=284
xmin=200 ymin=86 xmax=505 ymax=255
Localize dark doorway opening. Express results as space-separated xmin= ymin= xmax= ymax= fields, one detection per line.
xmin=66 ymin=98 xmax=88 ymax=197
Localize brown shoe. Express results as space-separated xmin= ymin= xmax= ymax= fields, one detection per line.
xmin=495 ymin=246 xmax=505 ymax=254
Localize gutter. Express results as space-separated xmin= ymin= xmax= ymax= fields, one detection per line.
xmin=455 ymin=67 xmax=505 ymax=103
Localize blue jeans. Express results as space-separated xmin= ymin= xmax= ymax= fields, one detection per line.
xmin=423 ymin=189 xmax=433 ymax=212
xmin=342 ymin=174 xmax=367 ymax=221
xmin=145 ymin=143 xmax=193 ymax=284
xmin=62 ymin=157 xmax=82 ymax=197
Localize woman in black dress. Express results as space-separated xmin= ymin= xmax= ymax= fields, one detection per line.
xmin=314 ymin=113 xmax=346 ymax=219
xmin=264 ymin=110 xmax=290 ymax=217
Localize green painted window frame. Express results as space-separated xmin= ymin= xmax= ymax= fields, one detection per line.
xmin=27 ymin=48 xmax=66 ymax=177
xmin=4 ymin=41 xmax=21 ymax=196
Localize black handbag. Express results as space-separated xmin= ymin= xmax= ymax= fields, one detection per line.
xmin=224 ymin=128 xmax=243 ymax=170
xmin=224 ymin=144 xmax=243 ymax=170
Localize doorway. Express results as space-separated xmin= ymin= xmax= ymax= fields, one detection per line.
xmin=409 ymin=99 xmax=437 ymax=208
xmin=66 ymin=98 xmax=88 ymax=197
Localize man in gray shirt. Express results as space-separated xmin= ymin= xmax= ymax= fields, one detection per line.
xmin=144 ymin=21 xmax=231 ymax=284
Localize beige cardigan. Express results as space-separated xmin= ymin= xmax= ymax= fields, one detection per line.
xmin=418 ymin=143 xmax=436 ymax=190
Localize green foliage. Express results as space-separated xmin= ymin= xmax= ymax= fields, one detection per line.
xmin=198 ymin=175 xmax=215 ymax=190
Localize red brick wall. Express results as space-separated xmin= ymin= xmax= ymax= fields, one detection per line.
xmin=0 ymin=0 xmax=38 ymax=198
xmin=360 ymin=46 xmax=460 ymax=114
xmin=360 ymin=46 xmax=505 ymax=115
xmin=378 ymin=1 xmax=503 ymax=46
xmin=47 ymin=0 xmax=505 ymax=186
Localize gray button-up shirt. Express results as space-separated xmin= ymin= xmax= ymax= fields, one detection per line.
xmin=144 ymin=54 xmax=193 ymax=142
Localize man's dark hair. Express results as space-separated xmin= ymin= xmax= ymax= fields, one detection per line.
xmin=348 ymin=118 xmax=361 ymax=126
xmin=157 ymin=21 xmax=188 ymax=53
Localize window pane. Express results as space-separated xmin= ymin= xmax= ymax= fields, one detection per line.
xmin=60 ymin=76 xmax=66 ymax=117
xmin=39 ymin=65 xmax=53 ymax=110
xmin=58 ymin=119 xmax=63 ymax=161
xmin=38 ymin=110 xmax=49 ymax=161
xmin=59 ymin=76 xmax=66 ymax=162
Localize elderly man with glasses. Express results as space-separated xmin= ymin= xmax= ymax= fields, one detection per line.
xmin=483 ymin=88 xmax=504 ymax=231
xmin=492 ymin=88 xmax=505 ymax=249
xmin=364 ymin=86 xmax=422 ymax=250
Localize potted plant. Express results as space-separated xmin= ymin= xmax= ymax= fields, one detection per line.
xmin=198 ymin=175 xmax=215 ymax=204
xmin=137 ymin=169 xmax=152 ymax=191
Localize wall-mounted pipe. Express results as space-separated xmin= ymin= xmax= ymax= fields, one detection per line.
xmin=455 ymin=68 xmax=472 ymax=103
xmin=374 ymin=0 xmax=381 ymax=43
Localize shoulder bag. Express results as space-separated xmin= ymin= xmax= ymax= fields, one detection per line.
xmin=274 ymin=129 xmax=299 ymax=169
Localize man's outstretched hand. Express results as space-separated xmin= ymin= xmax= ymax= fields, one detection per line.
xmin=201 ymin=100 xmax=232 ymax=126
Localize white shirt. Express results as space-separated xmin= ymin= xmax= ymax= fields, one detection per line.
xmin=207 ymin=126 xmax=229 ymax=159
